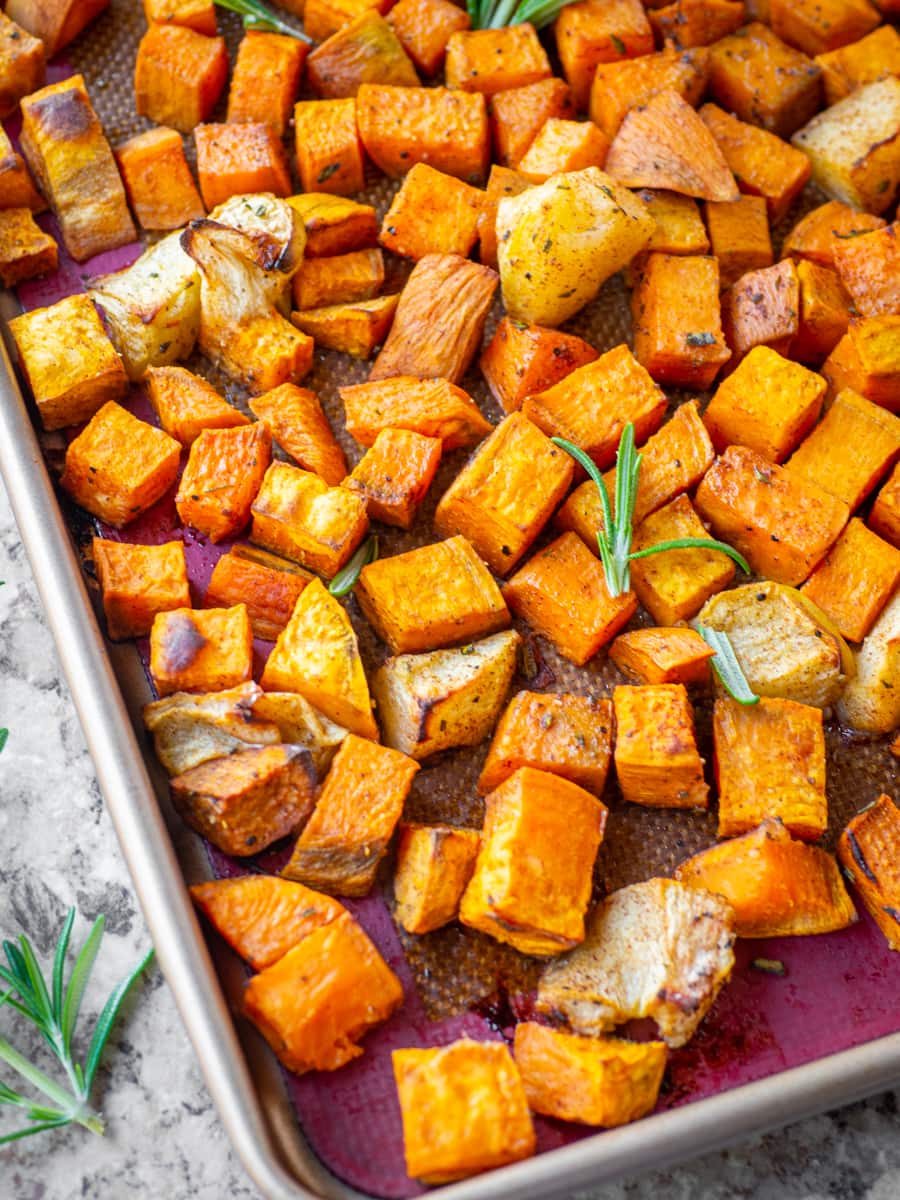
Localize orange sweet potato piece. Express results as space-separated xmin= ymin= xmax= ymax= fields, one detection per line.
xmin=677 ymin=818 xmax=856 ymax=936
xmin=288 ymin=195 xmax=378 ymax=259
xmin=634 ymin=189 xmax=710 ymax=259
xmin=393 ymin=824 xmax=480 ymax=934
xmin=822 ymin=317 xmax=900 ymax=414
xmin=304 ymin=0 xmax=388 ymax=41
xmin=249 ymin=384 xmax=347 ymax=485
xmin=189 ymin=875 xmax=345 ymax=970
xmin=195 ymin=122 xmax=291 ymax=209
xmin=245 ymin=911 xmax=403 ymax=1072
xmin=205 ymin=550 xmax=311 ymax=641
xmin=838 ymin=795 xmax=900 ymax=951
xmin=478 ymin=691 xmax=613 ymax=795
xmin=6 ymin=0 xmax=107 ymax=57
xmin=369 ymin=253 xmax=498 ymax=383
xmin=357 ymin=83 xmax=489 ymax=181
xmin=175 ymin=422 xmax=272 ymax=543
xmin=291 ymin=294 xmax=399 ymax=359
xmin=445 ymin=24 xmax=552 ymax=95
xmin=610 ymin=627 xmax=715 ymax=685
xmin=307 ymin=11 xmax=420 ymax=99
xmin=476 ymin=164 xmax=533 ymax=268
xmin=0 ymin=127 xmax=45 ymax=213
xmin=480 ymin=317 xmax=598 ymax=414
xmin=704 ymin=194 xmax=772 ymax=290
xmin=293 ymin=247 xmax=384 ymax=310
xmin=613 ymin=684 xmax=708 ymax=809
xmin=833 ymin=223 xmax=900 ymax=319
xmin=0 ymin=208 xmax=57 ymax=287
xmin=0 ymin=12 xmax=44 ymax=120
xmin=144 ymin=0 xmax=217 ymax=33
xmin=340 ymin=376 xmax=492 ymax=449
xmin=294 ymin=98 xmax=366 ymax=196
xmin=589 ymin=45 xmax=709 ymax=141
xmin=491 ymin=78 xmax=574 ymax=167
xmin=282 ymin=734 xmax=420 ymax=896
xmin=871 ymin=463 xmax=900 ymax=547
xmin=556 ymin=0 xmax=655 ymax=111
xmin=722 ymin=258 xmax=800 ymax=366
xmin=227 ymin=32 xmax=308 ymax=137
xmin=782 ymin=200 xmax=887 ymax=268
xmin=518 ymin=117 xmax=610 ymax=181
xmin=649 ymin=0 xmax=744 ymax=47
xmin=134 ymin=24 xmax=228 ymax=133
xmin=387 ymin=0 xmax=470 ymax=76
xmin=379 ymin=162 xmax=483 ymax=260
xmin=344 ymin=428 xmax=442 ymax=528
xmin=815 ymin=25 xmax=900 ymax=105
xmin=802 ymin=518 xmax=900 ymax=642
xmin=93 ymin=538 xmax=190 ymax=641
xmin=770 ymin=0 xmax=879 ymax=58
xmin=786 ymin=259 xmax=852 ymax=364
xmin=146 ymin=366 xmax=248 ymax=447
xmin=114 ymin=127 xmax=205 ymax=232
xmin=150 ymin=604 xmax=253 ymax=697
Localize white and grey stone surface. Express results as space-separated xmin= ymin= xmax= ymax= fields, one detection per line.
xmin=1 ymin=474 xmax=899 ymax=1200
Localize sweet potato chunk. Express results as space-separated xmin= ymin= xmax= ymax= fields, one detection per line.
xmin=517 ymin=117 xmax=610 ymax=181
xmin=491 ymin=78 xmax=574 ymax=167
xmin=836 ymin=592 xmax=900 ymax=732
xmin=838 ymin=795 xmax=900 ymax=951
xmin=114 ymin=128 xmax=205 ymax=233
xmin=791 ymin=259 xmax=853 ymax=363
xmin=770 ymin=0 xmax=879 ymax=58
xmin=610 ymin=627 xmax=715 ymax=686
xmin=369 ymin=253 xmax=498 ymax=383
xmin=195 ymin=123 xmax=291 ymax=209
xmin=261 ymin=578 xmax=378 ymax=739
xmin=555 ymin=0 xmax=654 ymax=110
xmin=802 ymin=519 xmax=900 ymax=643
xmin=708 ymin=22 xmax=822 ymax=138
xmin=288 ymin=193 xmax=378 ymax=257
xmin=145 ymin=366 xmax=248 ymax=447
xmin=590 ymin=45 xmax=710 ymax=141
xmin=434 ymin=412 xmax=574 ymax=575
xmin=245 ymin=911 xmax=403 ymax=1073
xmin=205 ymin=550 xmax=311 ymax=642
xmin=291 ymin=294 xmax=399 ymax=359
xmin=815 ymin=25 xmax=900 ymax=105
xmin=393 ymin=1041 xmax=535 ymax=1184
xmin=387 ymin=0 xmax=469 ymax=76
xmin=677 ymin=819 xmax=856 ymax=937
xmin=445 ymin=24 xmax=551 ymax=95
xmin=480 ymin=318 xmax=598 ymax=414
xmin=344 ymin=428 xmax=442 ymax=528
xmin=143 ymin=0 xmax=217 ymax=34
xmin=356 ymin=535 xmax=509 ymax=654
xmin=714 ymin=696 xmax=827 ymax=840
xmin=513 ymin=1024 xmax=667 ymax=1128
xmin=357 ymin=83 xmax=489 ymax=181
xmin=636 ymin=189 xmax=711 ymax=259
xmin=871 ymin=463 xmax=900 ymax=546
xmin=475 ymin=165 xmax=533 ymax=269
xmin=393 ymin=824 xmax=480 ymax=934
xmin=143 ymin=682 xmax=280 ymax=776
xmin=249 ymin=385 xmax=347 ymax=486
xmin=613 ymin=684 xmax=708 ymax=809
xmin=176 ymin=423 xmax=272 ymax=543
xmin=783 ymin=201 xmax=887 ymax=269
xmin=341 ymin=376 xmax=492 ymax=449
xmin=293 ymin=248 xmax=384 ymax=310
xmin=380 ymin=163 xmax=483 ymax=261
xmin=93 ymin=538 xmax=190 ymax=642
xmin=307 ymin=11 xmax=419 ymax=99
xmin=503 ymin=532 xmax=638 ymax=665
xmin=823 ymin=317 xmax=900 ymax=413
xmin=150 ymin=605 xmax=253 ymax=697
xmin=294 ymin=98 xmax=366 ymax=196
xmin=0 ymin=13 xmax=44 ymax=120
xmin=460 ymin=766 xmax=607 ymax=955
xmin=135 ymin=25 xmax=228 ymax=134
xmin=479 ymin=691 xmax=613 ymax=795
xmin=721 ymin=258 xmax=800 ymax=366
xmin=0 ymin=127 xmax=45 ymax=213
xmin=649 ymin=0 xmax=743 ymax=47
xmin=704 ymin=194 xmax=772 ymax=290
xmin=227 ymin=33 xmax=308 ymax=136
xmin=6 ymin=0 xmax=107 ymax=57
xmin=832 ymin=223 xmax=900 ymax=319
xmin=282 ymin=734 xmax=419 ymax=896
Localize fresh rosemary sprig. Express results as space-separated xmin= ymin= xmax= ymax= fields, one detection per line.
xmin=552 ymin=424 xmax=750 ymax=598
xmin=328 ymin=534 xmax=379 ymax=598
xmin=696 ymin=623 xmax=760 ymax=706
xmin=0 ymin=909 xmax=154 ymax=1145
xmin=467 ymin=0 xmax=575 ymax=30
xmin=214 ymin=0 xmax=312 ymax=41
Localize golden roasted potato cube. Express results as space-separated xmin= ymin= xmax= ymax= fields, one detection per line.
xmin=250 ymin=691 xmax=347 ymax=777
xmin=434 ymin=412 xmax=574 ymax=575
xmin=513 ymin=1024 xmax=667 ymax=1128
xmin=143 ymin=681 xmax=281 ymax=776
xmin=145 ymin=366 xmax=249 ymax=447
xmin=393 ymin=824 xmax=480 ymax=935
xmin=93 ymin=537 xmax=191 ymax=642
xmin=356 ymin=535 xmax=509 ymax=654
xmin=9 ymin=294 xmax=127 ymax=432
xmin=714 ymin=696 xmax=827 ymax=840
xmin=251 ymin=461 xmax=369 ymax=578
xmin=282 ymin=734 xmax=419 ymax=897
xmin=838 ymin=795 xmax=900 ymax=951
xmin=836 ymin=592 xmax=900 ymax=732
xmin=373 ymin=630 xmax=520 ymax=760
xmin=609 ymin=627 xmax=715 ymax=686
xmin=176 ymin=423 xmax=272 ymax=543
xmin=459 ymin=766 xmax=607 ymax=956
xmin=802 ymin=519 xmax=900 ymax=643
xmin=0 ymin=208 xmax=56 ymax=287
xmin=393 ymin=1040 xmax=535 ymax=1185
xmin=478 ymin=691 xmax=612 ymax=795
xmin=150 ymin=605 xmax=253 ymax=697
xmin=261 ymin=577 xmax=378 ymax=740
xmin=613 ymin=684 xmax=708 ymax=809
xmin=170 ymin=743 xmax=317 ymax=856
xmin=60 ymin=401 xmax=181 ymax=528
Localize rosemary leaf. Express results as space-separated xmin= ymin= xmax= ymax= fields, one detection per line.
xmin=696 ymin=624 xmax=760 ymax=706
xmin=328 ymin=534 xmax=379 ymax=598
xmin=214 ymin=0 xmax=312 ymax=41
xmin=628 ymin=537 xmax=751 ymax=575
xmin=751 ymin=957 xmax=786 ymax=976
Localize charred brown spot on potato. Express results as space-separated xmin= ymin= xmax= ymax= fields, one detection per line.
xmin=31 ymin=89 xmax=93 ymax=142
xmin=160 ymin=612 xmax=208 ymax=673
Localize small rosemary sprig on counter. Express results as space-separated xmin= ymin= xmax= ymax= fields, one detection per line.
xmin=214 ymin=0 xmax=312 ymax=40
xmin=696 ymin=624 xmax=760 ymax=706
xmin=467 ymin=0 xmax=576 ymax=30
xmin=0 ymin=909 xmax=154 ymax=1145
xmin=552 ymin=424 xmax=750 ymax=598
xmin=328 ymin=534 xmax=379 ymax=598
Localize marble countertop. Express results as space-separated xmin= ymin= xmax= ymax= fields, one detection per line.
xmin=1 ymin=477 xmax=899 ymax=1200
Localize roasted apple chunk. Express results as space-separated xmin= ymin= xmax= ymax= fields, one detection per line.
xmin=393 ymin=824 xmax=480 ymax=935
xmin=836 ymin=592 xmax=900 ymax=733
xmin=250 ymin=691 xmax=348 ymax=776
xmin=143 ymin=681 xmax=280 ymax=776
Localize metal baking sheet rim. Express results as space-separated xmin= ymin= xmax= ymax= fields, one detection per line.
xmin=1 ymin=323 xmax=899 ymax=1200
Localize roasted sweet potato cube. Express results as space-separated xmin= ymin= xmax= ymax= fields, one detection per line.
xmin=522 ymin=343 xmax=667 ymax=470
xmin=205 ymin=551 xmax=310 ymax=642
xmin=822 ymin=318 xmax=900 ymax=413
xmin=357 ymin=83 xmax=489 ymax=181
xmin=292 ymin=294 xmax=399 ymax=359
xmin=304 ymin=0 xmax=390 ymax=40
xmin=293 ymin=248 xmax=384 ymax=311
xmin=791 ymin=259 xmax=852 ymax=363
xmin=341 ymin=376 xmax=492 ymax=449
xmin=838 ymin=795 xmax=900 ymax=951
xmin=635 ymin=189 xmax=711 ymax=259
xmin=605 ymin=89 xmax=738 ymax=201
xmin=434 ymin=413 xmax=574 ymax=575
xmin=144 ymin=0 xmax=217 ymax=34
xmin=556 ymin=0 xmax=655 ymax=111
xmin=792 ymin=78 xmax=900 ymax=214
xmin=19 ymin=76 xmax=136 ymax=262
xmin=832 ymin=223 xmax=900 ymax=319
xmin=143 ymin=682 xmax=281 ymax=776
xmin=631 ymin=254 xmax=731 ymax=388
xmin=93 ymin=538 xmax=190 ymax=642
xmin=307 ymin=11 xmax=419 ymax=99
xmin=677 ymin=818 xmax=856 ymax=936
xmin=250 ymin=688 xmax=349 ymax=775
xmin=630 ymin=494 xmax=736 ymax=623
xmin=817 ymin=28 xmax=900 ymax=111
xmin=150 ymin=605 xmax=253 ymax=697
xmin=445 ymin=24 xmax=551 ymax=95
xmin=0 ymin=208 xmax=56 ymax=287
xmin=288 ymin=193 xmax=378 ymax=257
xmin=649 ymin=0 xmax=743 ymax=47
xmin=783 ymin=200 xmax=886 ymax=268
xmin=60 ymin=401 xmax=180 ymax=527
xmin=282 ymin=734 xmax=419 ymax=896
xmin=518 ymin=117 xmax=610 ymax=181
xmin=0 ymin=128 xmax=44 ymax=213
xmin=388 ymin=0 xmax=470 ymax=76
xmin=460 ymin=766 xmax=607 ymax=955
xmin=261 ymin=577 xmax=377 ymax=739
xmin=786 ymin=387 xmax=900 ymax=510
xmin=0 ymin=13 xmax=44 ymax=120
xmin=480 ymin=318 xmax=598 ymax=415
xmin=379 ymin=163 xmax=483 ymax=261
xmin=226 ymin=33 xmax=308 ymax=137
xmin=714 ymin=696 xmax=827 ymax=839
xmin=176 ymin=423 xmax=272 ymax=543
xmin=708 ymin=22 xmax=822 ymax=138
xmin=344 ymin=428 xmax=442 ymax=528
xmin=145 ymin=366 xmax=247 ymax=448
xmin=610 ymin=627 xmax=715 ymax=686
xmin=771 ymin=0 xmax=879 ymax=58
xmin=491 ymin=78 xmax=574 ymax=167
xmin=393 ymin=824 xmax=480 ymax=934
xmin=695 ymin=445 xmax=849 ymax=585
xmin=699 ymin=102 xmax=811 ymax=223
xmin=478 ymin=691 xmax=613 ymax=795
xmin=373 ymin=631 xmax=520 ymax=759
xmin=802 ymin=519 xmax=900 ymax=642
xmin=114 ymin=127 xmax=205 ymax=232
xmin=249 ymin=385 xmax=346 ymax=486
xmin=476 ymin=164 xmax=533 ymax=268
xmin=134 ymin=25 xmax=228 ymax=134
xmin=293 ymin=99 xmax=365 ymax=196
xmin=721 ymin=258 xmax=800 ymax=366
xmin=503 ymin=532 xmax=638 ymax=665
xmin=589 ymin=45 xmax=710 ymax=141
xmin=195 ymin=122 xmax=291 ymax=209
xmin=704 ymin=195 xmax=772 ymax=290
xmin=613 ymin=684 xmax=708 ymax=809
xmin=513 ymin=1025 xmax=666 ymax=1128
xmin=357 ymin=535 xmax=508 ymax=653
xmin=369 ymin=253 xmax=498 ymax=383
xmin=836 ymin=591 xmax=900 ymax=731
xmin=6 ymin=0 xmax=107 ymax=57
xmin=251 ymin=462 xmax=368 ymax=578
xmin=394 ymin=1040 xmax=535 ymax=1184
xmin=704 ymin=346 xmax=824 ymax=463
xmin=871 ymin=463 xmax=900 ymax=546
xmin=245 ymin=911 xmax=403 ymax=1073
xmin=190 ymin=875 xmax=344 ymax=970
